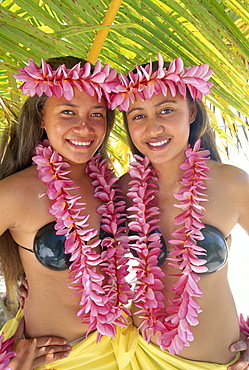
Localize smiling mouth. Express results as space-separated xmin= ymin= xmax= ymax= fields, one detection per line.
xmin=69 ymin=140 xmax=92 ymax=146
xmin=147 ymin=139 xmax=169 ymax=147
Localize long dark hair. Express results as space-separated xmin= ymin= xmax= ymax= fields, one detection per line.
xmin=123 ymin=60 xmax=221 ymax=162
xmin=0 ymin=56 xmax=115 ymax=291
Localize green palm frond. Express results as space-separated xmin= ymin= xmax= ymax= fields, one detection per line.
xmin=0 ymin=0 xmax=248 ymax=166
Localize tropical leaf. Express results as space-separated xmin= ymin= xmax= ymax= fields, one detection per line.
xmin=0 ymin=0 xmax=248 ymax=167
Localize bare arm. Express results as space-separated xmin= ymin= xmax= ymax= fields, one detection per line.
xmin=0 ymin=175 xmax=20 ymax=236
xmin=237 ymin=170 xmax=249 ymax=236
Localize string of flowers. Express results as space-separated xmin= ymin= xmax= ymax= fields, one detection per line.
xmin=0 ymin=334 xmax=15 ymax=370
xmin=127 ymin=140 xmax=211 ymax=354
xmin=87 ymin=154 xmax=133 ymax=329
xmin=127 ymin=155 xmax=166 ymax=342
xmin=32 ymin=140 xmax=131 ymax=341
xmin=159 ymin=139 xmax=210 ymax=354
xmin=14 ymin=58 xmax=117 ymax=103
xmin=110 ymin=53 xmax=213 ymax=111
xmin=14 ymin=55 xmax=213 ymax=113
xmin=239 ymin=314 xmax=249 ymax=340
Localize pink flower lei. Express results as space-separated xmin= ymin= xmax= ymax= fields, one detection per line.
xmin=14 ymin=55 xmax=213 ymax=112
xmin=110 ymin=53 xmax=213 ymax=112
xmin=127 ymin=139 xmax=211 ymax=354
xmin=32 ymin=140 xmax=132 ymax=341
xmin=0 ymin=333 xmax=16 ymax=370
xmin=239 ymin=314 xmax=249 ymax=340
xmin=14 ymin=58 xmax=117 ymax=103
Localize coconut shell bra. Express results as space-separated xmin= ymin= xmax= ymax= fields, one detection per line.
xmin=18 ymin=139 xmax=228 ymax=355
xmin=19 ymin=221 xmax=228 ymax=274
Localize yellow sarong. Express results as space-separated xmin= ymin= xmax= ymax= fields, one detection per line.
xmin=1 ymin=311 xmax=240 ymax=370
xmin=1 ymin=310 xmax=118 ymax=370
xmin=113 ymin=316 xmax=240 ymax=370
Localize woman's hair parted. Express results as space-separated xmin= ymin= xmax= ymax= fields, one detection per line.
xmin=123 ymin=60 xmax=221 ymax=162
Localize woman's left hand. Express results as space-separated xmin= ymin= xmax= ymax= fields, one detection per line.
xmin=9 ymin=317 xmax=71 ymax=370
xmin=228 ymin=338 xmax=249 ymax=370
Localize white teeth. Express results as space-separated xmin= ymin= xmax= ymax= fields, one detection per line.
xmin=70 ymin=140 xmax=91 ymax=146
xmin=149 ymin=139 xmax=169 ymax=147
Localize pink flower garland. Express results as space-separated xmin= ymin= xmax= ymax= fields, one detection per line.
xmin=32 ymin=140 xmax=132 ymax=341
xmin=160 ymin=139 xmax=210 ymax=354
xmin=127 ymin=155 xmax=166 ymax=342
xmin=0 ymin=334 xmax=15 ymax=370
xmin=14 ymin=58 xmax=117 ymax=103
xmin=239 ymin=314 xmax=249 ymax=340
xmin=110 ymin=54 xmax=213 ymax=111
xmin=127 ymin=139 xmax=211 ymax=354
xmin=87 ymin=154 xmax=133 ymax=322
xmin=14 ymin=55 xmax=213 ymax=112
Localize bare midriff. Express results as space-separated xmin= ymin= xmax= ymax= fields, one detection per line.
xmin=131 ymin=264 xmax=239 ymax=364
xmin=20 ymin=248 xmax=95 ymax=343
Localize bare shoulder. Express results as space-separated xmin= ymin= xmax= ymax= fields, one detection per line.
xmin=209 ymin=160 xmax=249 ymax=188
xmin=0 ymin=165 xmax=41 ymax=197
xmin=208 ymin=160 xmax=249 ymax=233
xmin=0 ymin=166 xmax=43 ymax=232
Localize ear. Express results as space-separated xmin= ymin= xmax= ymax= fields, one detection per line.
xmin=189 ymin=103 xmax=197 ymax=124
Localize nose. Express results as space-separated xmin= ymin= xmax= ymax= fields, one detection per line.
xmin=73 ymin=117 xmax=93 ymax=132
xmin=145 ymin=117 xmax=164 ymax=136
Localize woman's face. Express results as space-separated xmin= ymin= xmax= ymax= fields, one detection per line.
xmin=41 ymin=88 xmax=107 ymax=165
xmin=126 ymin=90 xmax=197 ymax=168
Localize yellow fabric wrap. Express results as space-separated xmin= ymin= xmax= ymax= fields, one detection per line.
xmin=1 ymin=310 xmax=118 ymax=370
xmin=113 ymin=316 xmax=240 ymax=370
xmin=1 ymin=310 xmax=240 ymax=370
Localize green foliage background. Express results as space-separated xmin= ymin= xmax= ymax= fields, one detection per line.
xmin=0 ymin=0 xmax=249 ymax=172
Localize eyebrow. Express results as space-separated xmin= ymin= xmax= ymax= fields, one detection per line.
xmin=155 ymin=99 xmax=178 ymax=107
xmin=56 ymin=103 xmax=106 ymax=109
xmin=127 ymin=99 xmax=178 ymax=115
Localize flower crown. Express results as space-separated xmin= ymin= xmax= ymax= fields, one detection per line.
xmin=109 ymin=53 xmax=213 ymax=111
xmin=14 ymin=54 xmax=213 ymax=111
xmin=14 ymin=58 xmax=117 ymax=103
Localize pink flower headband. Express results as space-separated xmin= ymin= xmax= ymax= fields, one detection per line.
xmin=109 ymin=53 xmax=213 ymax=111
xmin=14 ymin=58 xmax=117 ymax=103
xmin=14 ymin=54 xmax=213 ymax=111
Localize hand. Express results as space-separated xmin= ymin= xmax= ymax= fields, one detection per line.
xmin=17 ymin=275 xmax=29 ymax=309
xmin=9 ymin=317 xmax=71 ymax=370
xmin=228 ymin=337 xmax=249 ymax=370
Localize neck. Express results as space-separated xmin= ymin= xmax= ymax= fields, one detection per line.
xmin=151 ymin=151 xmax=187 ymax=188
xmin=58 ymin=155 xmax=91 ymax=182
xmin=66 ymin=162 xmax=88 ymax=183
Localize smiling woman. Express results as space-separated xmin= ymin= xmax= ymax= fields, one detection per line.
xmin=125 ymin=91 xmax=196 ymax=167
xmin=115 ymin=54 xmax=249 ymax=370
xmin=0 ymin=54 xmax=248 ymax=370
xmin=40 ymin=89 xmax=107 ymax=166
xmin=0 ymin=56 xmax=130 ymax=370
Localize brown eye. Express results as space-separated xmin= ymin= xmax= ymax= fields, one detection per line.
xmin=61 ymin=110 xmax=74 ymax=115
xmin=161 ymin=108 xmax=172 ymax=114
xmin=133 ymin=114 xmax=145 ymax=120
xmin=91 ymin=112 xmax=103 ymax=117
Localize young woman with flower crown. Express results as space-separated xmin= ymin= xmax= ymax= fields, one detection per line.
xmin=0 ymin=55 xmax=248 ymax=370
xmin=111 ymin=55 xmax=249 ymax=370
xmin=0 ymin=55 xmax=133 ymax=370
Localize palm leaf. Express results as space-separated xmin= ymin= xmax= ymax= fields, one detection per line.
xmin=0 ymin=0 xmax=248 ymax=165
